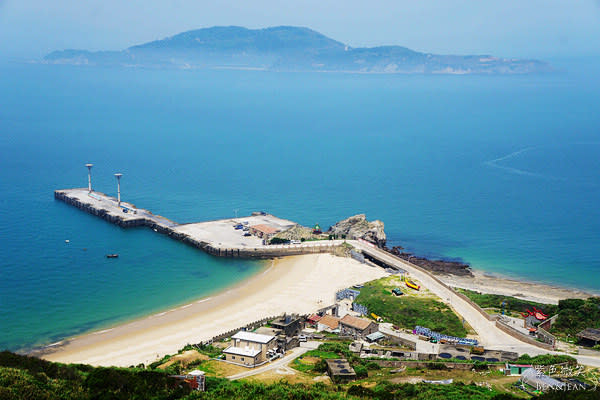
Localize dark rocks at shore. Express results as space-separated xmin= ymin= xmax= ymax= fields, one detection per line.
xmin=386 ymin=246 xmax=473 ymax=277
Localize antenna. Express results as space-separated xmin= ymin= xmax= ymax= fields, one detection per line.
xmin=86 ymin=163 xmax=93 ymax=192
xmin=114 ymin=173 xmax=123 ymax=205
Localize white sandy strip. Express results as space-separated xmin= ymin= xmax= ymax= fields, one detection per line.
xmin=42 ymin=254 xmax=387 ymax=367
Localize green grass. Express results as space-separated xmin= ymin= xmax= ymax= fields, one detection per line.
xmin=455 ymin=288 xmax=558 ymax=316
xmin=355 ymin=278 xmax=468 ymax=337
xmin=303 ymin=350 xmax=340 ymax=359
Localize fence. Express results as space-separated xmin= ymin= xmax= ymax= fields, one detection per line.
xmin=353 ymin=303 xmax=368 ymax=316
xmin=413 ymin=325 xmax=478 ymax=346
xmin=336 ymin=288 xmax=361 ymax=302
xmin=199 ymin=315 xmax=278 ymax=345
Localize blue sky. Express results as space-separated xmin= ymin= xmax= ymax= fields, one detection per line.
xmin=1 ymin=0 xmax=599 ymax=59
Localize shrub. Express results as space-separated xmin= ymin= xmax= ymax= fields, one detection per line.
xmin=353 ymin=365 xmax=368 ymax=379
xmin=365 ymin=361 xmax=381 ymax=370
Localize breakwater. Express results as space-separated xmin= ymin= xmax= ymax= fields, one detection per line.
xmin=55 ymin=188 xmax=344 ymax=259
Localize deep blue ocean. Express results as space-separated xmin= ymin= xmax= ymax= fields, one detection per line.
xmin=1 ymin=60 xmax=599 ymax=352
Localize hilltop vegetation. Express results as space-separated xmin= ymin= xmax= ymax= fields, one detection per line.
xmin=551 ymin=297 xmax=600 ymax=339
xmin=455 ymin=288 xmax=558 ymax=317
xmin=2 ymin=351 xmax=598 ymax=399
xmin=44 ymin=26 xmax=551 ymax=74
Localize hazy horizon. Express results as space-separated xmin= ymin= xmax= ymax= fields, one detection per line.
xmin=1 ymin=1 xmax=600 ymax=61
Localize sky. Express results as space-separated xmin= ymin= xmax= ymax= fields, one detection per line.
xmin=1 ymin=0 xmax=599 ymax=60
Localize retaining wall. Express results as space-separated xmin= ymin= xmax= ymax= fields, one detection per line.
xmin=55 ymin=190 xmax=341 ymax=259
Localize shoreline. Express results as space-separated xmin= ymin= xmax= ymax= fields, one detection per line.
xmin=20 ymin=259 xmax=270 ymax=355
xmin=35 ymin=254 xmax=388 ymax=367
xmin=436 ymin=268 xmax=595 ymax=305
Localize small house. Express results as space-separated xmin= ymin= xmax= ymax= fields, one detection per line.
xmin=223 ymin=331 xmax=277 ymax=367
xmin=317 ymin=315 xmax=340 ymax=332
xmin=576 ymin=328 xmax=600 ymax=347
xmin=326 ymin=359 xmax=356 ymax=383
xmin=339 ymin=314 xmax=378 ymax=337
xmin=249 ymin=224 xmax=280 ymax=240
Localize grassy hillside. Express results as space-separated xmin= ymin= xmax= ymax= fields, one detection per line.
xmin=355 ymin=277 xmax=468 ymax=337
xmin=1 ymin=351 xmax=598 ymax=399
xmin=551 ymin=297 xmax=600 ymax=340
xmin=455 ymin=289 xmax=558 ymax=317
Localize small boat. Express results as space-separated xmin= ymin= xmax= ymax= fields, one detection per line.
xmin=65 ymin=239 xmax=70 ymax=243
xmin=106 ymin=254 xmax=119 ymax=258
xmin=405 ymin=280 xmax=420 ymax=290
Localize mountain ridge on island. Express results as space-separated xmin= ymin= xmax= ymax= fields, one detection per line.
xmin=44 ymin=25 xmax=551 ymax=74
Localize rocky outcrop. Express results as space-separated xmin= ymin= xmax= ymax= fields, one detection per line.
xmin=327 ymin=214 xmax=387 ymax=247
xmin=387 ymin=246 xmax=473 ymax=277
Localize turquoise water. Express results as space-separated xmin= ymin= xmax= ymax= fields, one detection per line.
xmin=1 ymin=62 xmax=599 ymax=351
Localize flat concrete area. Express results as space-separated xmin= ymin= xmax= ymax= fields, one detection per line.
xmin=174 ymin=215 xmax=297 ymax=248
xmin=58 ymin=188 xmax=177 ymax=227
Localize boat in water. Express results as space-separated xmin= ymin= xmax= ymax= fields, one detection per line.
xmin=106 ymin=254 xmax=119 ymax=258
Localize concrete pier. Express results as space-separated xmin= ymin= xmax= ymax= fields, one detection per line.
xmin=55 ymin=188 xmax=345 ymax=258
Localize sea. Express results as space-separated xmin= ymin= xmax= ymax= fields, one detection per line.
xmin=1 ymin=58 xmax=599 ymax=352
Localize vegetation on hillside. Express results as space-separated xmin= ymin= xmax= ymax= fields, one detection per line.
xmin=551 ymin=297 xmax=600 ymax=339
xmin=1 ymin=351 xmax=597 ymax=399
xmin=355 ymin=278 xmax=468 ymax=337
xmin=455 ymin=289 xmax=558 ymax=317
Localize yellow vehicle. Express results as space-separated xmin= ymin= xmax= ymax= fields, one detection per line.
xmin=405 ymin=280 xmax=420 ymax=290
xmin=371 ymin=313 xmax=383 ymax=322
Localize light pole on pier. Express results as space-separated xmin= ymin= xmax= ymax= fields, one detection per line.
xmin=86 ymin=164 xmax=93 ymax=192
xmin=114 ymin=173 xmax=123 ymax=206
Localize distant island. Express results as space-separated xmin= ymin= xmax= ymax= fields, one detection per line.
xmin=44 ymin=26 xmax=551 ymax=74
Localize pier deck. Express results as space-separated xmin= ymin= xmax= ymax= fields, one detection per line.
xmin=55 ymin=188 xmax=343 ymax=258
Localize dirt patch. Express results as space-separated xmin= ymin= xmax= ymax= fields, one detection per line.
xmin=159 ymin=350 xmax=208 ymax=369
xmin=388 ymin=376 xmax=423 ymax=384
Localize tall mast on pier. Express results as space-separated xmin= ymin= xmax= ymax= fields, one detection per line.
xmin=114 ymin=173 xmax=123 ymax=206
xmin=86 ymin=163 xmax=93 ymax=192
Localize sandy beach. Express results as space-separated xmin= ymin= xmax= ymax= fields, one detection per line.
xmin=438 ymin=269 xmax=594 ymax=305
xmin=39 ymin=254 xmax=388 ymax=367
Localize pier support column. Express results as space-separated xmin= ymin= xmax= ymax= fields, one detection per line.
xmin=86 ymin=163 xmax=93 ymax=192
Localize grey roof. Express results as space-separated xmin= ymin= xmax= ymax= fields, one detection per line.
xmin=231 ymin=330 xmax=275 ymax=344
xmin=366 ymin=331 xmax=386 ymax=341
xmin=223 ymin=345 xmax=261 ymax=357
xmin=521 ymin=368 xmax=565 ymax=390
xmin=577 ymin=328 xmax=600 ymax=341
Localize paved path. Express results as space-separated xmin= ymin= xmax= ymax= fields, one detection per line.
xmin=350 ymin=241 xmax=600 ymax=367
xmin=228 ymin=341 xmax=319 ymax=380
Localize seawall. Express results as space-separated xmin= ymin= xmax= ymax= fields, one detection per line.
xmin=55 ymin=189 xmax=342 ymax=259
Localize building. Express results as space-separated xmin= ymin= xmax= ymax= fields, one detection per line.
xmin=317 ymin=315 xmax=340 ymax=332
xmin=325 ymin=359 xmax=357 ymax=383
xmin=249 ymin=224 xmax=280 ymax=240
xmin=223 ymin=331 xmax=277 ymax=367
xmin=365 ymin=331 xmax=386 ymax=343
xmin=169 ymin=370 xmax=205 ymax=391
xmin=306 ymin=314 xmax=322 ymax=327
xmin=505 ymin=364 xmax=533 ymax=376
xmin=339 ymin=314 xmax=378 ymax=337
xmin=521 ymin=368 xmax=566 ymax=391
xmin=271 ymin=314 xmax=302 ymax=337
xmin=577 ymin=328 xmax=600 ymax=347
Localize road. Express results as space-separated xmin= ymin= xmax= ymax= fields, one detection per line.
xmin=350 ymin=241 xmax=600 ymax=367
xmin=228 ymin=341 xmax=319 ymax=380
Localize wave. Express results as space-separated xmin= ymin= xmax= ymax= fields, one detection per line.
xmin=484 ymin=146 xmax=563 ymax=180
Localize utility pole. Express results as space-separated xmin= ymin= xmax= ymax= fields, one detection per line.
xmin=86 ymin=163 xmax=93 ymax=192
xmin=114 ymin=173 xmax=123 ymax=206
